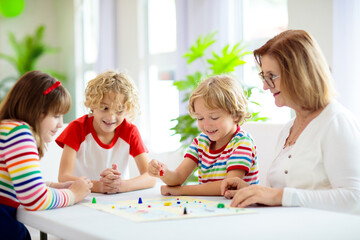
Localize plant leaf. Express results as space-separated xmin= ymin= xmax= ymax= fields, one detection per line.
xmin=207 ymin=42 xmax=251 ymax=74
xmin=183 ymin=32 xmax=217 ymax=64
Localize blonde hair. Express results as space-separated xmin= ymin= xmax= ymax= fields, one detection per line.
xmin=188 ymin=75 xmax=251 ymax=124
xmin=254 ymin=29 xmax=336 ymax=111
xmin=84 ymin=70 xmax=140 ymax=121
xmin=0 ymin=71 xmax=71 ymax=158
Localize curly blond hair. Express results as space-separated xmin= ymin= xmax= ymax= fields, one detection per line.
xmin=84 ymin=70 xmax=140 ymax=121
xmin=188 ymin=75 xmax=251 ymax=125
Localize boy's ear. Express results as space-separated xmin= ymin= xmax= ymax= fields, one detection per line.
xmin=233 ymin=115 xmax=240 ymax=124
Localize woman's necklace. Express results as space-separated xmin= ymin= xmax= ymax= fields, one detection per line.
xmin=283 ymin=117 xmax=308 ymax=149
xmin=283 ymin=109 xmax=322 ymax=149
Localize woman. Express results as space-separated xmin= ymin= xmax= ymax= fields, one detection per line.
xmin=221 ymin=29 xmax=360 ymax=214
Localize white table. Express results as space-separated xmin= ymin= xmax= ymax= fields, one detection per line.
xmin=17 ymin=184 xmax=360 ymax=240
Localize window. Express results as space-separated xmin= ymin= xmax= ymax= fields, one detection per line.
xmin=147 ymin=0 xmax=181 ymax=152
xmin=74 ymin=0 xmax=99 ymax=117
xmin=242 ymin=0 xmax=291 ymax=122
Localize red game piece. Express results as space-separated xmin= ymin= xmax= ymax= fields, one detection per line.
xmin=159 ymin=170 xmax=164 ymax=176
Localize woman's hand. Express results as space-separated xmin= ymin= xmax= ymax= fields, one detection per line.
xmin=220 ymin=177 xmax=249 ymax=199
xmin=229 ymin=185 xmax=283 ymax=208
xmin=221 ymin=177 xmax=283 ymax=207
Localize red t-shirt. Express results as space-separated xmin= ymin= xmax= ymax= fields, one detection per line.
xmin=56 ymin=115 xmax=148 ymax=180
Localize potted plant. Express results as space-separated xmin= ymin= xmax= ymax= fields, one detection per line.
xmin=0 ymin=25 xmax=65 ymax=101
xmin=171 ymin=32 xmax=268 ymax=183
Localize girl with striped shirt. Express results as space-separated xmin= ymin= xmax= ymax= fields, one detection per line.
xmin=148 ymin=75 xmax=258 ymax=196
xmin=0 ymin=71 xmax=92 ymax=240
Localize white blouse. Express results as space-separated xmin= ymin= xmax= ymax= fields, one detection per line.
xmin=267 ymin=101 xmax=360 ymax=214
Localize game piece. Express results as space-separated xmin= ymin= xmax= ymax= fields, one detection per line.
xmin=177 ymin=201 xmax=181 ymax=204
xmin=159 ymin=170 xmax=164 ymax=176
xmin=83 ymin=196 xmax=255 ymax=222
xmin=112 ymin=205 xmax=115 ymax=209
xmin=138 ymin=197 xmax=143 ymax=204
xmin=217 ymin=203 xmax=225 ymax=208
xmin=92 ymin=197 xmax=96 ymax=204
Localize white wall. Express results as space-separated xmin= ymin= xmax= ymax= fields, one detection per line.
xmin=287 ymin=0 xmax=333 ymax=69
xmin=288 ymin=0 xmax=360 ymax=120
xmin=332 ymin=0 xmax=360 ymax=120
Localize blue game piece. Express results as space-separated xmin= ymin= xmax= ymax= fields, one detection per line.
xmin=138 ymin=197 xmax=143 ymax=204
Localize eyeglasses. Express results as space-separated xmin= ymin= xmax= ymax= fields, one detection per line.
xmin=258 ymin=72 xmax=280 ymax=89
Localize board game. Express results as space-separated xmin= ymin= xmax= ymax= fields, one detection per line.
xmin=83 ymin=196 xmax=255 ymax=222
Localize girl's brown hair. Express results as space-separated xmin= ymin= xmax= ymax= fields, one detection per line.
xmin=0 ymin=71 xmax=71 ymax=157
xmin=254 ymin=29 xmax=336 ymax=111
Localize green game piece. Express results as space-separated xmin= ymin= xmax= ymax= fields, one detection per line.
xmin=92 ymin=197 xmax=96 ymax=204
xmin=217 ymin=203 xmax=225 ymax=208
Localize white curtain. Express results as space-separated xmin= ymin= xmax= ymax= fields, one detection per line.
xmin=97 ymin=0 xmax=117 ymax=73
xmin=332 ymin=0 xmax=360 ymax=120
xmin=175 ymin=0 xmax=243 ymax=114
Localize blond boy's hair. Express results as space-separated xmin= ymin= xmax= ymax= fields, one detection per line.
xmin=84 ymin=70 xmax=140 ymax=121
xmin=188 ymin=75 xmax=251 ymax=124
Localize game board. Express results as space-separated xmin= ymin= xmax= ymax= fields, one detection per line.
xmin=82 ymin=196 xmax=255 ymax=222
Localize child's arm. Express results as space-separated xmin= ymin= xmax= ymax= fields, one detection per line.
xmin=58 ymin=145 xmax=105 ymax=193
xmin=149 ymin=157 xmax=198 ymax=186
xmin=120 ymin=153 xmax=156 ymax=192
xmin=161 ymin=169 xmax=246 ymax=196
xmin=58 ymin=145 xmax=78 ymax=182
xmin=100 ymin=153 xmax=156 ymax=193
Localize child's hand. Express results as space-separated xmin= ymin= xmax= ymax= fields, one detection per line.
xmin=100 ymin=163 xmax=121 ymax=179
xmin=148 ymin=159 xmax=167 ymax=177
xmin=69 ymin=177 xmax=93 ymax=203
xmin=99 ymin=164 xmax=123 ymax=193
xmin=161 ymin=185 xmax=182 ymax=196
xmin=220 ymin=177 xmax=249 ymax=199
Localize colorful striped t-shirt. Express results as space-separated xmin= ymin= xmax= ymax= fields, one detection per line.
xmin=0 ymin=120 xmax=74 ymax=210
xmin=185 ymin=125 xmax=259 ymax=184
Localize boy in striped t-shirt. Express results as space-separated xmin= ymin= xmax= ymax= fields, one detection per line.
xmin=148 ymin=75 xmax=258 ymax=196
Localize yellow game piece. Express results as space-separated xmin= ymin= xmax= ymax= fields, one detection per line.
xmin=164 ymin=202 xmax=171 ymax=206
xmin=112 ymin=205 xmax=115 ymax=209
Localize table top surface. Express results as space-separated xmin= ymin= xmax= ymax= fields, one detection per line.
xmin=17 ymin=183 xmax=360 ymax=240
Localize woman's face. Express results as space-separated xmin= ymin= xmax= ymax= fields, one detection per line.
xmin=260 ymin=55 xmax=288 ymax=108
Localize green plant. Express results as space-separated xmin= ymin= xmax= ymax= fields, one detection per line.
xmin=0 ymin=25 xmax=66 ymax=101
xmin=171 ymin=32 xmax=268 ymax=148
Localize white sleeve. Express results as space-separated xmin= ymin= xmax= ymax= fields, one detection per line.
xmin=282 ymin=112 xmax=360 ymax=214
